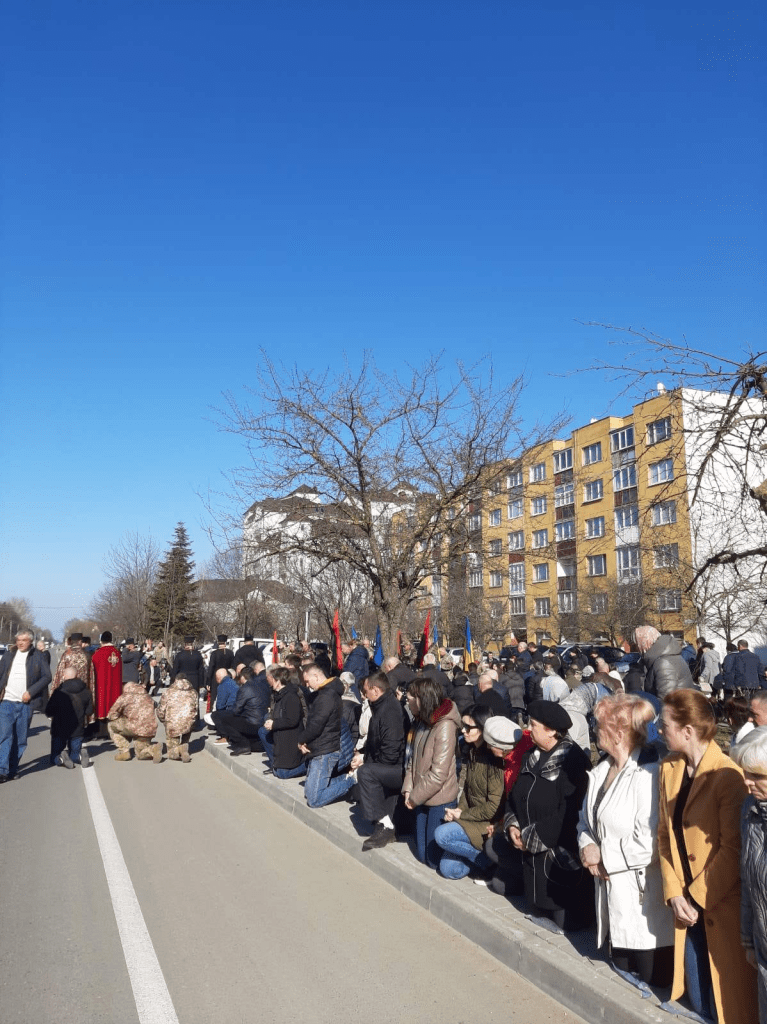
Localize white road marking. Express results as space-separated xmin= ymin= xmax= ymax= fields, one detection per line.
xmin=82 ymin=765 xmax=180 ymax=1024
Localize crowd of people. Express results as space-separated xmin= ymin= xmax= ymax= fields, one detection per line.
xmin=2 ymin=625 xmax=767 ymax=1022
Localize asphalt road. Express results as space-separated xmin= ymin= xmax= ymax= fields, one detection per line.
xmin=1 ymin=719 xmax=588 ymax=1024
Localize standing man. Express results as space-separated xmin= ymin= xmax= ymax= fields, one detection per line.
xmin=121 ymin=638 xmax=143 ymax=686
xmin=235 ymin=634 xmax=261 ymax=666
xmin=91 ymin=631 xmax=123 ymax=734
xmin=171 ymin=637 xmax=205 ymax=693
xmin=727 ymin=639 xmax=766 ymax=691
xmin=206 ymin=634 xmax=234 ymax=706
xmin=341 ymin=638 xmax=370 ymax=696
xmin=52 ymin=632 xmax=93 ymax=709
xmin=0 ymin=629 xmax=52 ymax=782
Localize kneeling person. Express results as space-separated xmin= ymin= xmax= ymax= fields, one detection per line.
xmin=107 ymin=682 xmax=161 ymax=762
xmin=260 ymin=665 xmax=306 ymax=779
xmin=156 ymin=674 xmax=198 ymax=762
xmin=298 ymin=662 xmax=354 ymax=807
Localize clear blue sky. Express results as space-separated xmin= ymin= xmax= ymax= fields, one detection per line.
xmin=1 ymin=0 xmax=763 ymax=639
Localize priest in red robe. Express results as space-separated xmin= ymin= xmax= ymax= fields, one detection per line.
xmin=91 ymin=630 xmax=123 ymax=727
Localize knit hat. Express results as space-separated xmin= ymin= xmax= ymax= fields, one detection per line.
xmin=527 ymin=699 xmax=572 ymax=732
xmin=483 ymin=716 xmax=523 ymax=750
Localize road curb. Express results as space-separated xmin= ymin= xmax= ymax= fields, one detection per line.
xmin=205 ymin=738 xmax=670 ymax=1024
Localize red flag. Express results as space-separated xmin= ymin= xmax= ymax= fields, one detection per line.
xmin=397 ymin=630 xmax=403 ymax=659
xmin=416 ymin=611 xmax=431 ymax=669
xmin=332 ymin=609 xmax=344 ymax=675
xmin=272 ymin=631 xmax=279 ymax=664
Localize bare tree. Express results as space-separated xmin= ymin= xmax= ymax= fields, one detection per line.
xmin=87 ymin=531 xmax=160 ymax=640
xmin=215 ymin=353 xmax=567 ymax=655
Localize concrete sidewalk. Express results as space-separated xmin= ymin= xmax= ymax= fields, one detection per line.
xmin=205 ymin=738 xmax=672 ymax=1024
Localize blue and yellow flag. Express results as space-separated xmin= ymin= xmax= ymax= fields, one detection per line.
xmin=373 ymin=626 xmax=383 ymax=667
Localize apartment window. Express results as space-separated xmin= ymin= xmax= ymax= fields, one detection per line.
xmin=507 ymin=469 xmax=523 ymax=489
xmin=658 ymin=588 xmax=682 ymax=612
xmin=584 ymin=480 xmax=603 ymax=503
xmin=534 ymin=597 xmax=551 ymax=617
xmin=553 ymin=449 xmax=573 ymax=472
xmin=590 ymin=593 xmax=608 ymax=614
xmin=555 ymin=521 xmax=575 ymax=541
xmin=530 ymin=462 xmax=546 ymax=483
xmin=508 ymin=530 xmax=524 ymax=551
xmin=533 ymin=529 xmax=549 ymax=549
xmin=558 ymin=592 xmax=575 ymax=614
xmin=510 ymin=596 xmax=526 ymax=614
xmin=509 ymin=563 xmax=525 ymax=594
xmin=654 ymin=543 xmax=680 ymax=568
xmin=469 ymin=570 xmax=483 ymax=588
xmin=489 ymin=571 xmax=503 ymax=588
xmin=468 ymin=513 xmax=481 ymax=531
xmin=649 ymin=458 xmax=674 ymax=485
xmin=613 ymin=465 xmax=637 ymax=491
xmin=446 ymin=507 xmax=456 ymax=521
xmin=652 ymin=500 xmax=677 ymax=526
xmin=488 ymin=479 xmax=503 ymax=496
xmin=531 ymin=496 xmax=548 ymax=516
xmin=488 ymin=538 xmax=503 ymax=557
xmin=587 ymin=554 xmax=607 ymax=576
xmin=533 ymin=563 xmax=549 ymax=583
xmin=647 ymin=417 xmax=672 ymax=444
xmin=488 ymin=508 xmax=501 ymax=527
xmin=554 ymin=482 xmax=574 ymax=507
xmin=583 ymin=442 xmax=602 ymax=466
xmin=610 ymin=426 xmax=635 ymax=452
xmin=585 ymin=515 xmax=605 ymax=538
xmin=508 ymin=498 xmax=523 ymax=520
xmin=615 ymin=506 xmax=639 ymax=529
xmin=617 ymin=545 xmax=641 ymax=580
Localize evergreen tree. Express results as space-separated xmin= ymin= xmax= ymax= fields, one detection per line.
xmin=146 ymin=523 xmax=203 ymax=649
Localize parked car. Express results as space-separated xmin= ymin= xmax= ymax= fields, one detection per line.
xmin=447 ymin=647 xmax=465 ymax=666
xmin=556 ymin=643 xmax=627 ymax=668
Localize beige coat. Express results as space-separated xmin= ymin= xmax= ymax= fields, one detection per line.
xmin=658 ymin=741 xmax=757 ymax=1023
xmin=402 ymin=702 xmax=461 ymax=807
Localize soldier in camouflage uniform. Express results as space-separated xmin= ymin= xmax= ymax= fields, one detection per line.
xmin=156 ymin=675 xmax=198 ymax=762
xmin=107 ymin=682 xmax=161 ymax=762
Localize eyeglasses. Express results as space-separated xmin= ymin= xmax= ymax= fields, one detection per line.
xmin=461 ymin=723 xmax=478 ymax=732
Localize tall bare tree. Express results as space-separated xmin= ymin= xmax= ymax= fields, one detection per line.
xmin=87 ymin=531 xmax=160 ymax=640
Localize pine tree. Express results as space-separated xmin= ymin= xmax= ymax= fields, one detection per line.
xmin=146 ymin=523 xmax=203 ymax=649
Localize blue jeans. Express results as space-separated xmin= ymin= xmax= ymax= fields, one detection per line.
xmin=415 ymin=802 xmax=457 ymax=869
xmin=433 ymin=820 xmax=491 ymax=879
xmin=275 ymin=763 xmax=306 ymax=779
xmin=258 ymin=726 xmax=274 ymax=765
xmin=684 ymin=918 xmax=715 ymax=1021
xmin=0 ymin=701 xmax=33 ymax=776
xmin=304 ymin=752 xmax=355 ymax=808
xmin=258 ymin=726 xmax=306 ymax=778
xmin=51 ymin=735 xmax=84 ymax=765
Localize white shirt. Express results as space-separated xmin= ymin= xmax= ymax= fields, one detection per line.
xmin=4 ymin=650 xmax=29 ymax=703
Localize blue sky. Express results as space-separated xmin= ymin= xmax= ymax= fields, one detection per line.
xmin=1 ymin=0 xmax=764 ymax=638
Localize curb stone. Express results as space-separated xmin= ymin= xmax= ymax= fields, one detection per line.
xmin=205 ymin=738 xmax=670 ymax=1024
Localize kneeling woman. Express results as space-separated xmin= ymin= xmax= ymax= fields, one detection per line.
xmin=433 ymin=705 xmax=504 ymax=880
xmin=504 ymin=700 xmax=593 ymax=931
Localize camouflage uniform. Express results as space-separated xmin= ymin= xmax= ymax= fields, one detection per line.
xmin=107 ymin=682 xmax=160 ymax=761
xmin=52 ymin=646 xmax=95 ymax=723
xmin=156 ymin=677 xmax=198 ymax=761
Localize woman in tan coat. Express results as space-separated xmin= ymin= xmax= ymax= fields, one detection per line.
xmin=658 ymin=688 xmax=757 ymax=1023
xmin=402 ymin=676 xmax=461 ymax=868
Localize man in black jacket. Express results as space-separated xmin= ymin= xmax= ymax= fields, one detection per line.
xmin=259 ymin=665 xmax=306 ymax=779
xmin=234 ymin=634 xmax=262 ymax=667
xmin=382 ymin=656 xmax=415 ymax=693
xmin=171 ymin=638 xmax=206 ymax=693
xmin=350 ymin=671 xmax=405 ymax=850
xmin=298 ymin=662 xmax=355 ymax=807
xmin=206 ymin=634 xmax=234 ymax=705
xmin=0 ymin=629 xmax=52 ymax=781
xmin=211 ymin=666 xmax=270 ymax=755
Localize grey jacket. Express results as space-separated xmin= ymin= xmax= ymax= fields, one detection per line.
xmin=643 ymin=635 xmax=695 ymax=700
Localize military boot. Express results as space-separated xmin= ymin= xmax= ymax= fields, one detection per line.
xmin=114 ymin=751 xmax=131 ymax=761
xmin=179 ymin=744 xmax=191 ymax=763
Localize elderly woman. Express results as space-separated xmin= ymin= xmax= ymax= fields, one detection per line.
xmin=731 ymin=728 xmax=767 ymax=1023
xmin=658 ymin=688 xmax=757 ymax=1022
xmin=577 ymin=694 xmax=674 ymax=985
xmin=401 ymin=676 xmax=462 ymax=869
xmin=432 ymin=705 xmax=504 ymax=881
xmin=504 ymin=700 xmax=593 ymax=931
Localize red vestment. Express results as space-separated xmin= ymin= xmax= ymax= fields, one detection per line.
xmin=91 ymin=644 xmax=123 ymax=718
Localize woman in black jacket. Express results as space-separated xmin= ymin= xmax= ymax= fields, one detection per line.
xmin=260 ymin=665 xmax=306 ymax=779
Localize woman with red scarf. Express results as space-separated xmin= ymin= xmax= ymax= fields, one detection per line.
xmin=402 ymin=676 xmax=462 ymax=869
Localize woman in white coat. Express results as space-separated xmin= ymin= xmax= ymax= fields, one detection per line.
xmin=578 ymin=693 xmax=674 ymax=986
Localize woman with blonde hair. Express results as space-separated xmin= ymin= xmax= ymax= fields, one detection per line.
xmin=658 ymin=688 xmax=757 ymax=1022
xmin=578 ymin=693 xmax=674 ymax=986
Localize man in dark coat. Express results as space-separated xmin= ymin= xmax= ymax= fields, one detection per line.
xmin=421 ymin=652 xmax=451 ymax=697
xmin=260 ymin=665 xmax=305 ymax=778
xmin=297 ymin=662 xmax=354 ymax=807
xmin=211 ymin=666 xmax=270 ymax=755
xmin=171 ymin=637 xmax=205 ymax=693
xmin=121 ymin=639 xmax=143 ymax=685
xmin=476 ymin=671 xmax=508 ymax=716
xmin=234 ymin=634 xmax=262 ymax=668
xmin=726 ymin=640 xmax=766 ymax=691
xmin=206 ymin=634 xmax=234 ymax=705
xmin=0 ymin=629 xmax=52 ymax=781
xmin=381 ymin=655 xmax=415 ymax=693
xmin=635 ymin=625 xmax=694 ymax=700
xmin=342 ymin=640 xmax=370 ymax=696
xmin=350 ymin=671 xmax=406 ymax=851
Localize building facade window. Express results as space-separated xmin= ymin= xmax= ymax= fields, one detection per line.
xmin=488 ymin=538 xmax=503 ymax=557
xmin=584 ymin=480 xmax=604 ymax=503
xmin=534 ymin=597 xmax=551 ymax=617
xmin=616 ymin=545 xmax=641 ymax=581
xmin=657 ymin=588 xmax=682 ymax=611
xmin=509 ymin=563 xmax=525 ymax=594
xmin=468 ymin=513 xmax=481 ymax=531
xmin=554 ymin=482 xmax=574 ymax=507
xmin=558 ymin=592 xmax=575 ymax=613
xmin=531 ymin=496 xmax=548 ymax=516
xmin=533 ymin=529 xmax=549 ymax=548
xmin=613 ymin=465 xmax=637 ymax=491
xmin=652 ymin=500 xmax=677 ymax=525
xmin=488 ymin=508 xmax=501 ymax=527
xmin=469 ymin=570 xmax=483 ymax=588
xmin=587 ymin=554 xmax=607 ymax=576
xmin=508 ymin=498 xmax=523 ymax=520
xmin=507 ymin=469 xmax=523 ymax=489
xmin=555 ymin=521 xmax=575 ymax=541
xmin=653 ymin=543 xmax=680 ymax=568
xmin=583 ymin=442 xmax=602 ymax=465
xmin=647 ymin=417 xmax=672 ymax=444
xmin=615 ymin=506 xmax=639 ymax=529
xmin=610 ymin=425 xmax=635 ymax=452
xmin=508 ymin=530 xmax=524 ymax=550
xmin=649 ymin=458 xmax=674 ymax=485
xmin=533 ymin=563 xmax=549 ymax=583
xmin=590 ymin=593 xmax=608 ymax=613
xmin=553 ymin=449 xmax=573 ymax=472
xmin=489 ymin=571 xmax=503 ymax=588
xmin=510 ymin=596 xmax=525 ymax=614
xmin=585 ymin=515 xmax=605 ymax=538
xmin=530 ymin=462 xmax=547 ymax=482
